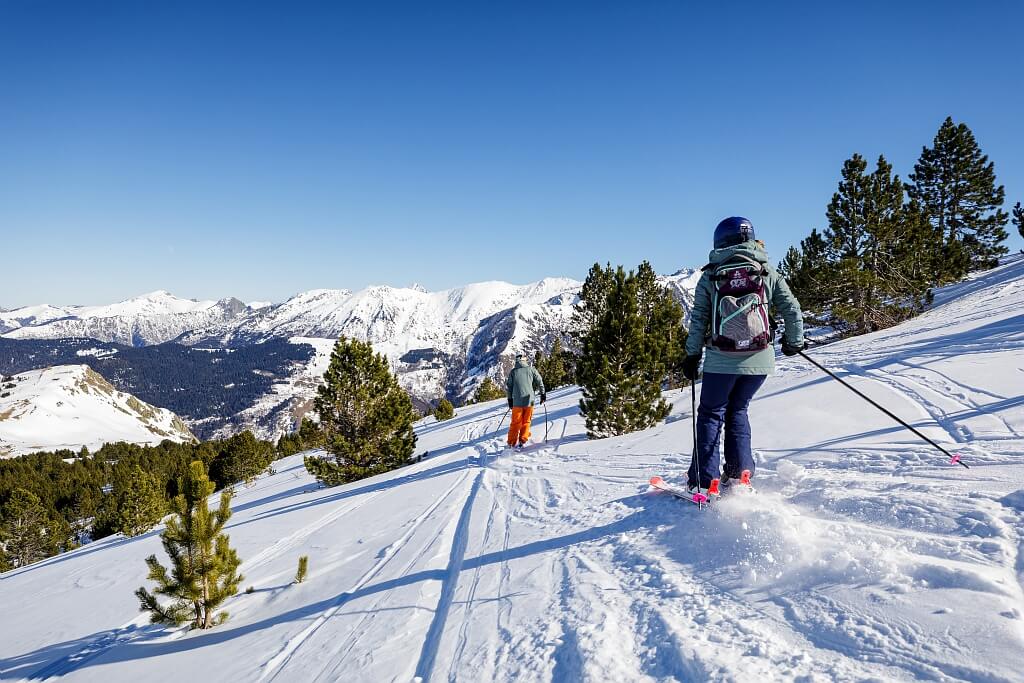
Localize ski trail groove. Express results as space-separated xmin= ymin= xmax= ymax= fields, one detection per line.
xmin=241 ymin=487 xmax=389 ymax=574
xmin=449 ymin=468 xmax=499 ymax=676
xmin=314 ymin=443 xmax=501 ymax=682
xmin=259 ymin=467 xmax=471 ymax=681
xmin=414 ymin=447 xmax=491 ymax=682
xmin=846 ymin=363 xmax=967 ymax=444
xmin=314 ymin=486 xmax=467 ymax=682
xmin=892 ymin=363 xmax=1023 ymax=439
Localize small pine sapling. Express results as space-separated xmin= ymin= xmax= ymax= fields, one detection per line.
xmin=136 ymin=462 xmax=243 ymax=629
xmin=295 ymin=555 xmax=309 ymax=584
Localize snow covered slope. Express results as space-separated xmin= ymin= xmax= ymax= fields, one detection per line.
xmin=2 ymin=292 xmax=250 ymax=346
xmin=0 ymin=366 xmax=195 ymax=457
xmin=0 ymin=304 xmax=78 ymax=333
xmin=5 ymin=259 xmax=1021 ymax=681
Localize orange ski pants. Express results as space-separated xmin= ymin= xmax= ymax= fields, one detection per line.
xmin=507 ymin=406 xmax=534 ymax=446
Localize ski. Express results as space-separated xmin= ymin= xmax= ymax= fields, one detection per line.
xmin=649 ymin=476 xmax=720 ymax=508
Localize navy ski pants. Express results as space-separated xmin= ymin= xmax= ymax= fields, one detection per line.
xmin=687 ymin=373 xmax=767 ymax=488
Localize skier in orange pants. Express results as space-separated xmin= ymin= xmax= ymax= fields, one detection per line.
xmin=505 ymin=354 xmax=545 ymax=448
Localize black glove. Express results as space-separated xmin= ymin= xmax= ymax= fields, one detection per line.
xmin=507 ymin=398 xmax=513 ymax=409
xmin=682 ymin=354 xmax=701 ymax=381
xmin=540 ymin=393 xmax=547 ymax=405
xmin=782 ymin=340 xmax=807 ymax=357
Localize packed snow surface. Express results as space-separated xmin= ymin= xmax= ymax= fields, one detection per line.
xmin=0 ymin=365 xmax=195 ymax=457
xmin=2 ymin=258 xmax=1024 ymax=681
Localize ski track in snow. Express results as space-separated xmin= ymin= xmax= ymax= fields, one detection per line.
xmin=260 ymin=464 xmax=474 ymax=681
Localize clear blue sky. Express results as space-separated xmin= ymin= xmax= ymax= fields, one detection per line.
xmin=2 ymin=1 xmax=1022 ymax=307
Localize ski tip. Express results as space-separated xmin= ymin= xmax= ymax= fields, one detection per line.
xmin=649 ymin=476 xmax=664 ymax=486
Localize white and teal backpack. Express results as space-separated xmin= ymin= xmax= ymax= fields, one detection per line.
xmin=704 ymin=256 xmax=772 ymax=354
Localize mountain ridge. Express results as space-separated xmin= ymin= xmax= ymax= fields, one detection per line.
xmin=2 ymin=270 xmax=699 ymax=440
xmin=0 ymin=365 xmax=196 ymax=457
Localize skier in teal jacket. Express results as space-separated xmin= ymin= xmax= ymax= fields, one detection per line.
xmin=506 ymin=354 xmax=545 ymax=448
xmin=683 ymin=217 xmax=805 ymax=493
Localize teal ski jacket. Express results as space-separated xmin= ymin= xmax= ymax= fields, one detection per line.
xmin=506 ymin=358 xmax=545 ymax=407
xmin=685 ymin=241 xmax=804 ymax=376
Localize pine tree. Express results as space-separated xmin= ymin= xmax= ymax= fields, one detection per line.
xmin=295 ymin=555 xmax=309 ymax=584
xmin=778 ymin=228 xmax=833 ymax=315
xmin=279 ymin=417 xmax=325 ymax=455
xmin=0 ymin=488 xmax=69 ymax=568
xmin=542 ymin=337 xmax=570 ymax=389
xmin=825 ymin=154 xmax=932 ymax=333
xmin=577 ymin=266 xmax=672 ymax=438
xmin=136 ymin=461 xmax=243 ymax=629
xmin=276 ymin=432 xmax=303 ymax=458
xmin=298 ymin=417 xmax=325 ymax=449
xmin=1013 ymin=202 xmax=1023 ymax=241
xmin=107 ymin=464 xmax=166 ymax=537
xmin=472 ymin=377 xmax=505 ymax=403
xmin=433 ymin=398 xmax=455 ymax=421
xmin=634 ymin=261 xmax=686 ymax=387
xmin=570 ymin=262 xmax=615 ymax=346
xmin=304 ymin=337 xmax=417 ymax=486
xmin=0 ymin=546 xmax=10 ymax=573
xmin=907 ymin=117 xmax=1009 ymax=273
xmin=209 ymin=431 xmax=274 ymax=489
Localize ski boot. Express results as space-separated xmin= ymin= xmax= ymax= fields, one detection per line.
xmin=721 ymin=470 xmax=753 ymax=494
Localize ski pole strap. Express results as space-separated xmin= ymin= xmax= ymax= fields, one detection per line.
xmin=798 ymin=351 xmax=969 ymax=469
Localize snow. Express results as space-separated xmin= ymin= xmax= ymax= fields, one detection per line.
xmin=0 ymin=303 xmax=77 ymax=331
xmin=72 ymin=291 xmax=217 ymax=319
xmin=210 ymin=279 xmax=582 ymax=353
xmin=2 ymin=257 xmax=1023 ymax=681
xmin=2 ymin=293 xmax=248 ymax=346
xmin=0 ymin=365 xmax=195 ymax=457
xmin=75 ymin=348 xmax=118 ymax=359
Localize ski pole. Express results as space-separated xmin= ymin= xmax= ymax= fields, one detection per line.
xmin=543 ymin=402 xmax=549 ymax=443
xmin=688 ymin=379 xmax=699 ymax=485
xmin=496 ymin=408 xmax=510 ymax=433
xmin=798 ymin=350 xmax=968 ymax=469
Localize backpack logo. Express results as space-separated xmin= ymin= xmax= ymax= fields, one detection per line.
xmin=729 ymin=272 xmax=749 ymax=289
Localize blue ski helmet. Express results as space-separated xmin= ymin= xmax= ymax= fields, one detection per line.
xmin=713 ymin=216 xmax=755 ymax=249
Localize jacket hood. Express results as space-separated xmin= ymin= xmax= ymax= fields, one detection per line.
xmin=707 ymin=240 xmax=769 ymax=266
xmin=514 ymin=357 xmax=529 ymax=369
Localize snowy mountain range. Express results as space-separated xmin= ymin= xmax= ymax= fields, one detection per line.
xmin=1 ymin=269 xmax=702 ymax=441
xmin=0 ymin=365 xmax=195 ymax=457
xmin=2 ymin=257 xmax=1021 ymax=680
xmin=0 ymin=291 xmax=250 ymax=346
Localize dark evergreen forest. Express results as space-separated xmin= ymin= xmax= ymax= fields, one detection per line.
xmin=0 ymin=338 xmax=314 ymax=438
